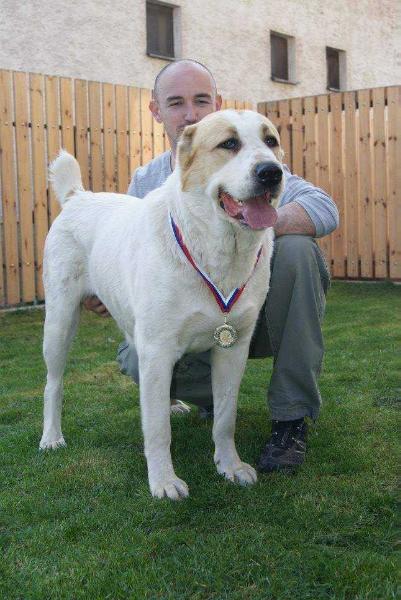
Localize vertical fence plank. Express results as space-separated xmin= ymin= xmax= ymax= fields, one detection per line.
xmin=316 ymin=94 xmax=332 ymax=269
xmin=372 ymin=88 xmax=387 ymax=278
xmin=140 ymin=88 xmax=153 ymax=164
xmin=264 ymin=100 xmax=278 ymax=125
xmin=304 ymin=96 xmax=316 ymax=184
xmin=30 ymin=72 xmax=48 ymax=299
xmin=75 ymin=79 xmax=89 ymax=189
xmin=330 ymin=92 xmax=345 ymax=277
xmin=14 ymin=71 xmax=35 ymax=302
xmin=257 ymin=102 xmax=266 ymax=117
xmin=278 ymin=100 xmax=291 ymax=170
xmin=60 ymin=77 xmax=74 ymax=154
xmin=88 ymin=81 xmax=103 ymax=192
xmin=115 ymin=85 xmax=129 ymax=193
xmin=291 ymin=98 xmax=303 ymax=177
xmin=0 ymin=70 xmax=20 ymax=304
xmin=387 ymin=86 xmax=401 ymax=279
xmin=45 ymin=75 xmax=61 ymax=224
xmin=344 ymin=91 xmax=359 ymax=278
xmin=103 ymin=83 xmax=116 ymax=192
xmin=224 ymin=99 xmax=236 ymax=110
xmin=357 ymin=89 xmax=374 ymax=278
xmin=128 ymin=87 xmax=141 ymax=184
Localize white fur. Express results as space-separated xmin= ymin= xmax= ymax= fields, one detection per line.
xmin=40 ymin=110 xmax=284 ymax=500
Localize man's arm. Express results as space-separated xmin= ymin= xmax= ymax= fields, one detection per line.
xmin=276 ymin=166 xmax=339 ymax=238
xmin=275 ymin=202 xmax=316 ymax=237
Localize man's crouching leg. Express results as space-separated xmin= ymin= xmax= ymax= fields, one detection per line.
xmin=258 ymin=235 xmax=330 ymax=473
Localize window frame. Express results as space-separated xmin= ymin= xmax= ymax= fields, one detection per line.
xmin=146 ymin=0 xmax=181 ymax=61
xmin=270 ymin=31 xmax=297 ymax=85
xmin=326 ymin=46 xmax=346 ymax=91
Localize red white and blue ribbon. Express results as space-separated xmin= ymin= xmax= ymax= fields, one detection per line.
xmin=169 ymin=213 xmax=262 ymax=314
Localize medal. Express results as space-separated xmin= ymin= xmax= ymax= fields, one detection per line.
xmin=214 ymin=317 xmax=238 ymax=348
xmin=170 ymin=214 xmax=262 ymax=349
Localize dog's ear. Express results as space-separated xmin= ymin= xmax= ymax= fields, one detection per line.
xmin=178 ymin=124 xmax=197 ymax=172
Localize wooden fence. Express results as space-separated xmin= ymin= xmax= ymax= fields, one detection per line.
xmin=0 ymin=69 xmax=252 ymax=307
xmin=258 ymin=86 xmax=401 ymax=281
xmin=0 ymin=71 xmax=400 ymax=308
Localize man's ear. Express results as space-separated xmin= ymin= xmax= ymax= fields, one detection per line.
xmin=215 ymin=94 xmax=223 ymax=111
xmin=149 ymin=99 xmax=163 ymax=123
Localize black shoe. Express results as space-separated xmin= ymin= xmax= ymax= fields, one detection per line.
xmin=257 ymin=418 xmax=307 ymax=473
xmin=198 ymin=404 xmax=214 ymax=420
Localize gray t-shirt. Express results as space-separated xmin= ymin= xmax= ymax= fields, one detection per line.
xmin=127 ymin=150 xmax=339 ymax=237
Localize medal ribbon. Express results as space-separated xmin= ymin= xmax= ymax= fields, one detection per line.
xmin=170 ymin=213 xmax=262 ymax=314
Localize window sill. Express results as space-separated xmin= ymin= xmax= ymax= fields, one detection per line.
xmin=271 ymin=76 xmax=298 ymax=85
xmin=147 ymin=52 xmax=175 ymax=61
xmin=327 ymin=86 xmax=342 ymax=92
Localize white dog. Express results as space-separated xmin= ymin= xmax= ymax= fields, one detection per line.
xmin=40 ymin=109 xmax=284 ymax=500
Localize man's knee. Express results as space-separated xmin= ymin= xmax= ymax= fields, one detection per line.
xmin=274 ymin=235 xmax=315 ymax=266
xmin=272 ymin=235 xmax=330 ymax=290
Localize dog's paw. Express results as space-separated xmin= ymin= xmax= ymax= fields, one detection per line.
xmin=216 ymin=460 xmax=258 ymax=486
xmin=150 ymin=476 xmax=189 ymax=500
xmin=170 ymin=399 xmax=191 ymax=415
xmin=39 ymin=435 xmax=66 ymax=450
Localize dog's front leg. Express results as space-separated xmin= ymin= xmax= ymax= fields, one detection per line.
xmin=211 ymin=340 xmax=257 ymax=486
xmin=138 ymin=346 xmax=189 ymax=500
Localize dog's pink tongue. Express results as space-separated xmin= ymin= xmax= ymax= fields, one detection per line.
xmin=242 ymin=196 xmax=278 ymax=229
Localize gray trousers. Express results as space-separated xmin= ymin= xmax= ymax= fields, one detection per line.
xmin=117 ymin=235 xmax=330 ymax=421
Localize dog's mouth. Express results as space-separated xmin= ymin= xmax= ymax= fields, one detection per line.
xmin=218 ymin=189 xmax=278 ymax=230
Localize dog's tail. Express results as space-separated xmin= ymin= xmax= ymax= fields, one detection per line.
xmin=49 ymin=150 xmax=84 ymax=207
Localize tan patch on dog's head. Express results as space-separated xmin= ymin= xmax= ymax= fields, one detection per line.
xmin=260 ymin=122 xmax=284 ymax=162
xmin=177 ymin=110 xmax=283 ymax=192
xmin=178 ymin=114 xmax=241 ymax=192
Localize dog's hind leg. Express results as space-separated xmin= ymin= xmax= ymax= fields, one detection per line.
xmin=40 ymin=249 xmax=84 ymax=450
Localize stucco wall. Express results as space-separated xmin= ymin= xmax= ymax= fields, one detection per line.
xmin=0 ymin=0 xmax=399 ymax=102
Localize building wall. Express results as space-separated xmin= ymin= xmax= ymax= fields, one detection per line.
xmin=0 ymin=0 xmax=399 ymax=102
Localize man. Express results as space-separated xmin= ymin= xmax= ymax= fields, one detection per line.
xmin=85 ymin=59 xmax=339 ymax=473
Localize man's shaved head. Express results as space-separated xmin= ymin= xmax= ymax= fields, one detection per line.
xmin=153 ymin=59 xmax=217 ymax=100
xmin=149 ymin=59 xmax=222 ymax=159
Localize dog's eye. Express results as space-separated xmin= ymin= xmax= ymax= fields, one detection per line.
xmin=218 ymin=138 xmax=240 ymax=151
xmin=265 ymin=136 xmax=278 ymax=148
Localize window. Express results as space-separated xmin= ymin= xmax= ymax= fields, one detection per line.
xmin=146 ymin=1 xmax=177 ymax=60
xmin=326 ymin=47 xmax=346 ymax=90
xmin=270 ymin=32 xmax=296 ymax=84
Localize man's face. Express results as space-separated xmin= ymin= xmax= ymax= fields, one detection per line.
xmin=150 ymin=64 xmax=222 ymax=153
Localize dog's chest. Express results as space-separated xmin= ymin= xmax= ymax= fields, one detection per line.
xmin=174 ymin=285 xmax=262 ymax=353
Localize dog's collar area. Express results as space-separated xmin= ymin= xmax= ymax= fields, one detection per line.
xmin=169 ymin=212 xmax=262 ymax=313
xmin=169 ymin=212 xmax=263 ymax=348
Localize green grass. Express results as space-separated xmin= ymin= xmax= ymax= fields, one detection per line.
xmin=0 ymin=282 xmax=400 ymax=599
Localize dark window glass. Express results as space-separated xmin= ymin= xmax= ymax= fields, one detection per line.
xmin=326 ymin=47 xmax=340 ymax=89
xmin=271 ymin=33 xmax=288 ymax=80
xmin=147 ymin=2 xmax=174 ymax=58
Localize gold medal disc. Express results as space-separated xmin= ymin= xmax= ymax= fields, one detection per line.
xmin=213 ymin=323 xmax=238 ymax=348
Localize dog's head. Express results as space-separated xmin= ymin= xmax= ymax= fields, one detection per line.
xmin=177 ymin=110 xmax=284 ymax=230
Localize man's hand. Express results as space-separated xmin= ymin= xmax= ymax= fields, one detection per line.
xmin=83 ymin=295 xmax=110 ymax=317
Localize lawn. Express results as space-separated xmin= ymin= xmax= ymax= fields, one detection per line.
xmin=0 ymin=282 xmax=400 ymax=599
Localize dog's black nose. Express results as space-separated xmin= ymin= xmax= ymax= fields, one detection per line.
xmin=254 ymin=162 xmax=283 ymax=186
